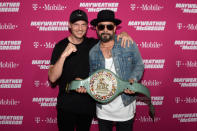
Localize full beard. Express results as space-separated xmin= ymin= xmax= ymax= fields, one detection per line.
xmin=98 ymin=33 xmax=114 ymax=43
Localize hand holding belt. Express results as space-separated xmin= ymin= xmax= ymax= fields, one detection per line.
xmin=69 ymin=69 xmax=155 ymax=121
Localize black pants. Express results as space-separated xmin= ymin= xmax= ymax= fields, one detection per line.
xmin=98 ymin=118 xmax=134 ymax=131
xmin=57 ymin=108 xmax=93 ymax=131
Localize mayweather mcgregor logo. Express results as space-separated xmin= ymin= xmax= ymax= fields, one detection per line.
xmin=0 ymin=2 xmax=20 ymax=12
xmin=30 ymin=21 xmax=68 ymax=31
xmin=143 ymin=59 xmax=165 ymax=69
xmin=137 ymin=96 xmax=164 ymax=106
xmin=32 ymin=97 xmax=57 ymax=107
xmin=0 ymin=79 xmax=23 ymax=88
xmin=0 ymin=115 xmax=23 ymax=125
xmin=32 ymin=60 xmax=50 ymax=70
xmin=173 ymin=78 xmax=197 ymax=87
xmin=128 ymin=21 xmax=166 ymax=31
xmin=80 ymin=2 xmax=119 ymax=12
xmin=176 ymin=3 xmax=197 ymax=13
xmin=174 ymin=40 xmax=197 ymax=50
xmin=0 ymin=40 xmax=22 ymax=50
xmin=173 ymin=113 xmax=197 ymax=122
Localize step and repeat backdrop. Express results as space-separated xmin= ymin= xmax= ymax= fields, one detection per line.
xmin=0 ymin=0 xmax=197 ymax=131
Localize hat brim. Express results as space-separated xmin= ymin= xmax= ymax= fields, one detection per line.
xmin=90 ymin=18 xmax=121 ymax=26
xmin=70 ymin=17 xmax=88 ymax=23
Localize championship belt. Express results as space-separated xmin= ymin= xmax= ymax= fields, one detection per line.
xmin=69 ymin=69 xmax=155 ymax=121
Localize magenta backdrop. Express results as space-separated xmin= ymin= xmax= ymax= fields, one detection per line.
xmin=0 ymin=0 xmax=197 ymax=131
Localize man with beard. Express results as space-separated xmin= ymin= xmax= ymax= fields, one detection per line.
xmin=48 ymin=9 xmax=133 ymax=131
xmin=89 ymin=10 xmax=144 ymax=131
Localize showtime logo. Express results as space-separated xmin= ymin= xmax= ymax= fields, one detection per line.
xmin=174 ymin=40 xmax=197 ymax=50
xmin=34 ymin=116 xmax=57 ymax=124
xmin=30 ymin=21 xmax=68 ymax=31
xmin=141 ymin=80 xmax=162 ymax=87
xmin=0 ymin=61 xmax=19 ymax=69
xmin=143 ymin=59 xmax=165 ymax=69
xmin=173 ymin=113 xmax=197 ymax=123
xmin=0 ymin=2 xmax=20 ymax=12
xmin=0 ymin=98 xmax=20 ymax=106
xmin=176 ymin=3 xmax=197 ymax=13
xmin=0 ymin=23 xmax=18 ymax=30
xmin=137 ymin=41 xmax=163 ymax=49
xmin=0 ymin=115 xmax=23 ymax=125
xmin=0 ymin=79 xmax=23 ymax=88
xmin=32 ymin=60 xmax=50 ymax=70
xmin=177 ymin=23 xmax=197 ymax=31
xmin=176 ymin=60 xmax=197 ymax=68
xmin=173 ymin=78 xmax=197 ymax=88
xmin=33 ymin=41 xmax=55 ymax=49
xmin=32 ymin=3 xmax=66 ymax=11
xmin=130 ymin=3 xmax=164 ymax=11
xmin=128 ymin=21 xmax=166 ymax=31
xmin=137 ymin=96 xmax=164 ymax=106
xmin=32 ymin=97 xmax=57 ymax=107
xmin=0 ymin=40 xmax=21 ymax=50
xmin=175 ymin=97 xmax=197 ymax=104
xmin=136 ymin=116 xmax=161 ymax=123
xmin=79 ymin=2 xmax=119 ymax=12
xmin=34 ymin=80 xmax=50 ymax=88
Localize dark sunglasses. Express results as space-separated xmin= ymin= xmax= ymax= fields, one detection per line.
xmin=97 ymin=24 xmax=115 ymax=31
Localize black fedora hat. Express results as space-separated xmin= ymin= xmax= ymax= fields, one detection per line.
xmin=90 ymin=10 xmax=121 ymax=26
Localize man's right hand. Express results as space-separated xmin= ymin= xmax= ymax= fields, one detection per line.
xmin=61 ymin=43 xmax=77 ymax=58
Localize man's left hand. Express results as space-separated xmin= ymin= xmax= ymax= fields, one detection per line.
xmin=124 ymin=89 xmax=135 ymax=94
xmin=124 ymin=79 xmax=135 ymax=94
xmin=117 ymin=32 xmax=134 ymax=48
